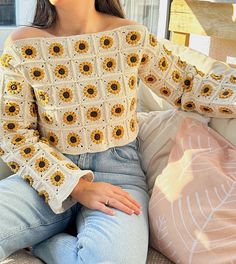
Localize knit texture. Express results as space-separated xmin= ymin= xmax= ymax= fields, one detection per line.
xmin=0 ymin=24 xmax=236 ymax=213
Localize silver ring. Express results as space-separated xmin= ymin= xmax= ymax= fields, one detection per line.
xmin=105 ymin=199 xmax=109 ymax=206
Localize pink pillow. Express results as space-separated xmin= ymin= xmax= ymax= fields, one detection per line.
xmin=149 ymin=117 xmax=236 ymax=263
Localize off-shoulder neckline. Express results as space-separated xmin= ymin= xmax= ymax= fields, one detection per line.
xmin=9 ymin=24 xmax=147 ymax=47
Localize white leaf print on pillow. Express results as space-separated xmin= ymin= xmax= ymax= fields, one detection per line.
xmin=149 ymin=118 xmax=236 ymax=264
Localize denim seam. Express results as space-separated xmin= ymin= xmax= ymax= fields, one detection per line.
xmin=0 ymin=214 xmax=73 ymax=242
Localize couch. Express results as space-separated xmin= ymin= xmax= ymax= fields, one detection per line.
xmin=1 ymin=38 xmax=235 ymax=263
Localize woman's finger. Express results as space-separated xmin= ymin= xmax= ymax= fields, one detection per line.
xmin=95 ymin=201 xmax=116 ymax=216
xmin=105 ymin=198 xmax=135 ymax=215
xmin=112 ymin=188 xmax=141 ymax=209
xmin=111 ymin=194 xmax=141 ymax=215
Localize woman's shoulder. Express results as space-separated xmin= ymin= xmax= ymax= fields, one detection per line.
xmin=4 ymin=26 xmax=51 ymax=48
xmin=106 ymin=17 xmax=143 ymax=30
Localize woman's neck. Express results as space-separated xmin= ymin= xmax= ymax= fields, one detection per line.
xmin=49 ymin=0 xmax=109 ymax=37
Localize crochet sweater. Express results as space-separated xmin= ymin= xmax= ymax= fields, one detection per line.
xmin=0 ymin=24 xmax=236 ymax=213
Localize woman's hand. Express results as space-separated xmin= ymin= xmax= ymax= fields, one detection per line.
xmin=71 ymin=177 xmax=142 ymax=216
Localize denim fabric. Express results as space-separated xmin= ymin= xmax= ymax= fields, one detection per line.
xmin=0 ymin=138 xmax=150 ymax=264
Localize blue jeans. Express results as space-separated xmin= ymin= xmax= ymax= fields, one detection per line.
xmin=0 ymin=138 xmax=150 ymax=264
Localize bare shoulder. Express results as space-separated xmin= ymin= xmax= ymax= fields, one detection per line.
xmin=104 ymin=15 xmax=143 ymax=29
xmin=116 ymin=18 xmax=142 ymax=27
xmin=4 ymin=26 xmax=49 ymax=47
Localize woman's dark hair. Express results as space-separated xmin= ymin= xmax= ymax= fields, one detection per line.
xmin=30 ymin=0 xmax=126 ymax=29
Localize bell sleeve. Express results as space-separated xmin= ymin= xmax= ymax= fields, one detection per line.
xmin=138 ymin=27 xmax=236 ymax=118
xmin=0 ymin=46 xmax=94 ymax=214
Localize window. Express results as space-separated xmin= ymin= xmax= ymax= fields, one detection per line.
xmin=0 ymin=0 xmax=16 ymax=26
xmin=121 ymin=0 xmax=170 ymax=38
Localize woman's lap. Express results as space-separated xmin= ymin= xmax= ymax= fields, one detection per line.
xmin=0 ymin=138 xmax=150 ymax=263
xmin=0 ymin=174 xmax=76 ymax=261
xmin=32 ymin=186 xmax=149 ymax=264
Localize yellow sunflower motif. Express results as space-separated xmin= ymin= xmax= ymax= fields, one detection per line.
xmin=47 ymin=132 xmax=59 ymax=146
xmin=7 ymin=161 xmax=20 ymax=173
xmin=0 ymin=53 xmax=12 ymax=67
xmin=230 ymin=75 xmax=236 ymax=84
xmin=5 ymin=102 xmax=20 ymax=116
xmin=130 ymin=97 xmax=136 ymax=111
xmin=67 ymin=132 xmax=81 ymax=147
xmin=199 ymin=105 xmax=213 ymax=113
xmin=194 ymin=66 xmax=205 ymax=77
xmin=177 ymin=59 xmax=187 ymax=68
xmin=127 ymin=53 xmax=140 ymax=67
xmin=140 ymin=54 xmax=149 ymax=65
xmin=35 ymin=157 xmax=50 ymax=173
xmin=183 ymin=101 xmax=196 ymax=111
xmin=20 ymin=145 xmax=35 ymax=159
xmin=49 ymin=43 xmax=64 ymax=56
xmin=23 ymin=175 xmax=34 ymax=186
xmin=163 ymin=45 xmax=172 ymax=55
xmin=83 ymin=84 xmax=98 ymax=98
xmin=107 ymin=80 xmax=121 ymax=94
xmin=219 ymin=107 xmax=233 ymax=115
xmin=182 ymin=77 xmax=193 ymax=92
xmin=39 ymin=137 xmax=50 ymax=145
xmin=37 ymin=90 xmax=49 ymax=105
xmin=112 ymin=125 xmax=124 ymax=139
xmin=103 ymin=57 xmax=116 ymax=72
xmin=3 ymin=121 xmax=19 ymax=132
xmin=172 ymin=71 xmax=182 ymax=83
xmin=54 ymin=64 xmax=69 ymax=79
xmin=63 ymin=111 xmax=77 ymax=125
xmin=111 ymin=104 xmax=125 ymax=117
xmin=30 ymin=103 xmax=38 ymax=117
xmin=41 ymin=113 xmax=53 ymax=124
xmin=50 ymin=171 xmax=65 ymax=187
xmin=91 ymin=130 xmax=104 ymax=144
xmin=65 ymin=163 xmax=80 ymax=170
xmin=30 ymin=67 xmax=45 ymax=81
xmin=218 ymin=89 xmax=234 ymax=99
xmin=160 ymin=87 xmax=171 ymax=97
xmin=50 ymin=151 xmax=63 ymax=160
xmin=0 ymin=148 xmax=5 ymax=156
xmin=38 ymin=190 xmax=49 ymax=204
xmin=21 ymin=45 xmax=37 ymax=59
xmin=79 ymin=61 xmax=93 ymax=75
xmin=86 ymin=107 xmax=101 ymax=121
xmin=144 ymin=74 xmax=157 ymax=84
xmin=129 ymin=118 xmax=136 ymax=132
xmin=128 ymin=76 xmax=137 ymax=90
xmin=210 ymin=73 xmax=223 ymax=81
xmin=75 ymin=40 xmax=89 ymax=53
xmin=200 ymin=84 xmax=213 ymax=97
xmin=59 ymin=88 xmax=73 ymax=102
xmin=126 ymin=31 xmax=141 ymax=45
xmin=149 ymin=34 xmax=157 ymax=47
xmin=158 ymin=57 xmax=168 ymax=71
xmin=7 ymin=81 xmax=22 ymax=94
xmin=11 ymin=134 xmax=26 ymax=146
xmin=100 ymin=35 xmax=114 ymax=49
xmin=33 ymin=130 xmax=40 ymax=137
xmin=174 ymin=97 xmax=182 ymax=107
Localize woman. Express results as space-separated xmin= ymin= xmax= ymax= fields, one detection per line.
xmin=1 ymin=0 xmax=236 ymax=263
xmin=0 ymin=1 xmax=147 ymax=263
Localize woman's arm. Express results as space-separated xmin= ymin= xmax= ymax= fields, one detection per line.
xmin=138 ymin=27 xmax=236 ymax=118
xmin=0 ymin=44 xmax=94 ymax=214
